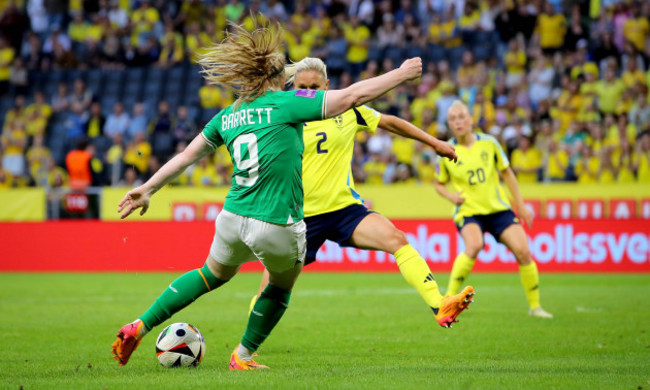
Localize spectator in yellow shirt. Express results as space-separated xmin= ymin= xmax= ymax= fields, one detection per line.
xmin=416 ymin=154 xmax=437 ymax=184
xmin=622 ymin=58 xmax=646 ymax=88
xmin=0 ymin=37 xmax=15 ymax=95
xmin=0 ymin=165 xmax=14 ymax=189
xmin=199 ymin=81 xmax=223 ymax=109
xmin=343 ymin=15 xmax=370 ymax=75
xmin=190 ymin=156 xmax=219 ymax=187
xmin=363 ymin=152 xmax=387 ymax=185
xmin=636 ymin=132 xmax=650 ymax=183
xmin=472 ymin=91 xmax=495 ymax=131
xmin=623 ymin=2 xmax=649 ymax=52
xmin=130 ymin=0 xmax=160 ymax=46
xmin=504 ymin=39 xmax=527 ymax=89
xmin=68 ymin=12 xmax=88 ymax=43
xmin=614 ymin=138 xmax=637 ymax=183
xmin=544 ymin=140 xmax=569 ymax=181
xmin=598 ymin=147 xmax=617 ymax=184
xmin=25 ymin=91 xmax=52 ymax=121
xmin=185 ymin=22 xmax=211 ymax=63
xmin=511 ymin=135 xmax=541 ymax=183
xmin=595 ymin=68 xmax=625 ymax=114
xmin=158 ymin=23 xmax=184 ymax=68
xmin=574 ymin=144 xmax=600 ymax=184
xmin=537 ymin=2 xmax=567 ymax=55
xmin=123 ymin=133 xmax=152 ymax=174
xmin=391 ymin=134 xmax=416 ymax=167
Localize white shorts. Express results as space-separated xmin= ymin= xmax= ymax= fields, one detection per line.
xmin=209 ymin=209 xmax=307 ymax=273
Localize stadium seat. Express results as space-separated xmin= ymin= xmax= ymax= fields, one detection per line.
xmin=428 ymin=44 xmax=446 ymax=63
xmin=146 ymin=68 xmax=165 ymax=84
xmin=123 ymin=81 xmax=143 ymax=102
xmin=168 ymin=66 xmax=185 ymax=84
xmin=125 ymin=67 xmax=145 ymax=82
xmin=86 ymin=69 xmax=103 ymax=92
xmin=385 ymin=46 xmax=405 ymax=65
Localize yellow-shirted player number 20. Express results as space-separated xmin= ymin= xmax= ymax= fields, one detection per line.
xmin=467 ymin=168 xmax=485 ymax=185
xmin=234 ymin=133 xmax=259 ymax=186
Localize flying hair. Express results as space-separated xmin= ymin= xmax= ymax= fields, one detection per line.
xmin=284 ymin=57 xmax=328 ymax=86
xmin=198 ymin=18 xmax=286 ymax=110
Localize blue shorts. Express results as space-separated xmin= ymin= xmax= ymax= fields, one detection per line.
xmin=304 ymin=204 xmax=373 ymax=265
xmin=456 ymin=210 xmax=519 ymax=240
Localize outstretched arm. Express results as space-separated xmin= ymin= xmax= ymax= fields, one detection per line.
xmin=379 ymin=114 xmax=457 ymax=162
xmin=118 ymin=134 xmax=214 ymax=219
xmin=501 ymin=167 xmax=533 ymax=228
xmin=325 ymin=57 xmax=422 ymax=118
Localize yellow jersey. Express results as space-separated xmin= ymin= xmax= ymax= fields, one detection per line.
xmin=436 ymin=133 xmax=511 ymax=223
xmin=302 ymin=105 xmax=380 ymax=217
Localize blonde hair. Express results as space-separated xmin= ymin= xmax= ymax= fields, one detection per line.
xmin=447 ymin=99 xmax=469 ymax=116
xmin=284 ymin=57 xmax=328 ymax=86
xmin=198 ymin=20 xmax=285 ymax=109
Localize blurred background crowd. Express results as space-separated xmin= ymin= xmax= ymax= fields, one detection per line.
xmin=0 ymin=0 xmax=649 ymax=191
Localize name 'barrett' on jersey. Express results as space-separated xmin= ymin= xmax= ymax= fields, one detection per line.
xmin=201 ymin=89 xmax=327 ymax=225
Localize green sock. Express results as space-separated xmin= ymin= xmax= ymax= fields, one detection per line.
xmin=241 ymin=284 xmax=291 ymax=352
xmin=140 ymin=263 xmax=226 ymax=331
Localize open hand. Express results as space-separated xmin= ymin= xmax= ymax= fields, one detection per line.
xmin=118 ymin=186 xmax=151 ymax=219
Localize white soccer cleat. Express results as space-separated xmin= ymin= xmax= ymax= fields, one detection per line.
xmin=529 ymin=307 xmax=553 ymax=319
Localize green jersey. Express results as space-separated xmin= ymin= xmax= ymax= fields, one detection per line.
xmin=201 ymin=89 xmax=327 ymax=224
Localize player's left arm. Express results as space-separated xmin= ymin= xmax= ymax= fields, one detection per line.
xmin=500 ymin=167 xmax=533 ymax=228
xmin=379 ymin=114 xmax=457 ymax=162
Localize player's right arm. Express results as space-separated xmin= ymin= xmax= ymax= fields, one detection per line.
xmin=325 ymin=57 xmax=422 ymax=118
xmin=118 ymin=135 xmax=214 ymax=219
xmin=433 ymin=180 xmax=465 ymax=206
xmin=433 ymin=158 xmax=465 ymax=206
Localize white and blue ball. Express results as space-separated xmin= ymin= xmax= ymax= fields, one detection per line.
xmin=155 ymin=323 xmax=206 ymax=367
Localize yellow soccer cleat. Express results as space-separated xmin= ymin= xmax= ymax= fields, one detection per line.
xmin=435 ymin=286 xmax=475 ymax=328
xmin=229 ymin=346 xmax=269 ymax=370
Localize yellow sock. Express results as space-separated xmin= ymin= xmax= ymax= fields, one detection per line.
xmin=394 ymin=244 xmax=442 ymax=309
xmin=447 ymin=252 xmax=475 ymax=296
xmin=519 ymin=262 xmax=541 ymax=310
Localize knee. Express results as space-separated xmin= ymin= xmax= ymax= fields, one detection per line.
xmin=464 ymin=241 xmax=484 ymax=259
xmin=388 ymin=229 xmax=409 ymax=253
xmin=513 ymin=247 xmax=532 ymax=265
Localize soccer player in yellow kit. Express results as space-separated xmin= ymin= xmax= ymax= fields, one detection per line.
xmin=252 ymin=57 xmax=475 ymax=328
xmin=434 ymin=101 xmax=553 ymax=318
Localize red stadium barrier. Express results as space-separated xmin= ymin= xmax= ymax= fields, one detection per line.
xmin=0 ymin=219 xmax=648 ymax=272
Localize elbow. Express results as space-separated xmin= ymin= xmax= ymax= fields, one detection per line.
xmin=345 ymin=93 xmax=363 ymax=111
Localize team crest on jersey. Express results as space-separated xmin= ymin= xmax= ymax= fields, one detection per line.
xmin=481 ymin=150 xmax=489 ymax=164
xmin=333 ymin=115 xmax=343 ymax=129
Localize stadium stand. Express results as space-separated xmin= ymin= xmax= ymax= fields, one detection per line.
xmin=0 ymin=0 xmax=649 ymax=189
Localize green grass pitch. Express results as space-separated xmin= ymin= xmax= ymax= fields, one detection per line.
xmin=1 ymin=272 xmax=649 ymax=389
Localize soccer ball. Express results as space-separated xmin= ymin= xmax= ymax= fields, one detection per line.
xmin=155 ymin=323 xmax=206 ymax=367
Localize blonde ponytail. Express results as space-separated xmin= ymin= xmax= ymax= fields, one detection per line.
xmin=198 ymin=19 xmax=286 ymax=109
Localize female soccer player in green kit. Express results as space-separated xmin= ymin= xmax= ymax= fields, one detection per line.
xmin=111 ymin=21 xmax=425 ymax=370
xmin=250 ymin=57 xmax=475 ymax=328
xmin=434 ymin=101 xmax=553 ymax=318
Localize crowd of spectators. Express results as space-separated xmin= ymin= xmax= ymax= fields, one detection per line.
xmin=0 ymin=0 xmax=649 ymax=191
